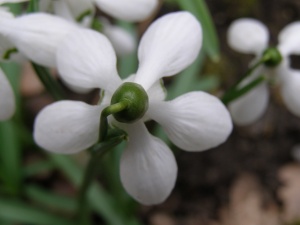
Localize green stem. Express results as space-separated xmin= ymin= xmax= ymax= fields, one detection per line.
xmin=222 ymin=75 xmax=266 ymax=105
xmin=76 ymin=9 xmax=93 ymax=23
xmin=77 ymin=134 xmax=125 ymax=225
xmin=99 ymin=102 xmax=128 ymax=142
xmin=91 ymin=19 xmax=103 ymax=33
xmin=31 ymin=63 xmax=65 ymax=101
xmin=27 ymin=0 xmax=39 ymax=13
xmin=221 ymin=53 xmax=271 ymax=106
xmin=242 ymin=58 xmax=265 ymax=81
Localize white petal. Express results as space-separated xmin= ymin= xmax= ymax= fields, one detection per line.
xmin=278 ymin=22 xmax=300 ymax=55
xmin=147 ymin=92 xmax=233 ymax=151
xmin=280 ymin=69 xmax=300 ymax=117
xmin=229 ymin=76 xmax=269 ymax=126
xmin=0 ymin=13 xmax=76 ymax=67
xmin=34 ymin=101 xmax=102 ymax=154
xmin=94 ymin=0 xmax=158 ymax=22
xmin=56 ymin=28 xmax=122 ymax=93
xmin=227 ymin=18 xmax=269 ymax=54
xmin=120 ymin=122 xmax=177 ymax=205
xmin=134 ymin=11 xmax=202 ymax=90
xmin=53 ymin=0 xmax=75 ymax=22
xmin=0 ymin=68 xmax=15 ymax=120
xmin=102 ymin=21 xmax=136 ymax=56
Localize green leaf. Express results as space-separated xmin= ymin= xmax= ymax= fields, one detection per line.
xmin=49 ymin=154 xmax=126 ymax=225
xmin=24 ymin=185 xmax=76 ymax=213
xmin=23 ymin=160 xmax=55 ymax=177
xmin=0 ymin=198 xmax=72 ymax=225
xmin=0 ymin=63 xmax=22 ymax=195
xmin=176 ymin=0 xmax=220 ymax=61
xmin=0 ymin=121 xmax=21 ymax=195
xmin=31 ymin=63 xmax=66 ymax=101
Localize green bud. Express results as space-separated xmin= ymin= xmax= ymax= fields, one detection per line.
xmin=262 ymin=47 xmax=282 ymax=67
xmin=111 ymin=82 xmax=149 ymax=123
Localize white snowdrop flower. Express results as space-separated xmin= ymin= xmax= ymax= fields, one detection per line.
xmin=227 ymin=18 xmax=300 ymax=125
xmin=34 ymin=12 xmax=232 ymax=205
xmin=101 ymin=18 xmax=136 ymax=56
xmin=94 ymin=0 xmax=159 ymax=22
xmin=0 ymin=67 xmax=15 ymax=120
xmin=0 ymin=12 xmax=77 ymax=68
xmin=0 ymin=7 xmax=25 ymax=62
xmin=39 ymin=1 xmax=136 ymax=56
xmin=39 ymin=0 xmax=94 ymax=26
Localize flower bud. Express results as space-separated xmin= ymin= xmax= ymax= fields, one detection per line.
xmin=263 ymin=47 xmax=282 ymax=67
xmin=111 ymin=82 xmax=148 ymax=123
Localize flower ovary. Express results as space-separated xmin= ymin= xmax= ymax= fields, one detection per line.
xmin=263 ymin=47 xmax=282 ymax=67
xmin=111 ymin=82 xmax=149 ymax=123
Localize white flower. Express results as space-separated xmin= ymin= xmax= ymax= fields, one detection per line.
xmin=101 ymin=18 xmax=136 ymax=56
xmin=0 ymin=67 xmax=15 ymax=120
xmin=227 ymin=18 xmax=300 ymax=125
xmin=39 ymin=0 xmax=94 ymax=26
xmin=34 ymin=12 xmax=232 ymax=205
xmin=39 ymin=1 xmax=136 ymax=56
xmin=94 ymin=0 xmax=159 ymax=22
xmin=0 ymin=12 xmax=77 ymax=67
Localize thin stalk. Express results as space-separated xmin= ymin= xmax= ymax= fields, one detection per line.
xmin=76 ymin=9 xmax=93 ymax=23
xmin=99 ymin=102 xmax=128 ymax=142
xmin=221 ymin=53 xmax=271 ymax=105
xmin=31 ymin=63 xmax=65 ymax=101
xmin=222 ymin=75 xmax=266 ymax=105
xmin=77 ymin=135 xmax=125 ymax=225
xmin=27 ymin=0 xmax=39 ymax=13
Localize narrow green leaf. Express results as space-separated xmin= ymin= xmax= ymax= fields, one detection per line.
xmin=177 ymin=0 xmax=220 ymax=61
xmin=0 ymin=63 xmax=22 ymax=195
xmin=0 ymin=198 xmax=72 ymax=225
xmin=0 ymin=121 xmax=21 ymax=195
xmin=31 ymin=63 xmax=66 ymax=101
xmin=24 ymin=185 xmax=76 ymax=213
xmin=24 ymin=160 xmax=55 ymax=177
xmin=49 ymin=154 xmax=125 ymax=225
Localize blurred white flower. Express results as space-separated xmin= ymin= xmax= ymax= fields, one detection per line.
xmin=0 ymin=12 xmax=77 ymax=68
xmin=39 ymin=1 xmax=137 ymax=56
xmin=34 ymin=12 xmax=232 ymax=205
xmin=101 ymin=18 xmax=136 ymax=56
xmin=94 ymin=0 xmax=158 ymax=22
xmin=39 ymin=0 xmax=94 ymax=26
xmin=227 ymin=18 xmax=300 ymax=125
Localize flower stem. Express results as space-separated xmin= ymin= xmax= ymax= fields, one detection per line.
xmin=27 ymin=0 xmax=39 ymax=13
xmin=222 ymin=75 xmax=266 ymax=105
xmin=99 ymin=102 xmax=128 ymax=142
xmin=77 ymin=134 xmax=126 ymax=225
xmin=31 ymin=63 xmax=66 ymax=101
xmin=221 ymin=53 xmax=271 ymax=105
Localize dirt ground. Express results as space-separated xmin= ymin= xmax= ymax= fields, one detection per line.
xmin=143 ymin=1 xmax=300 ymax=224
